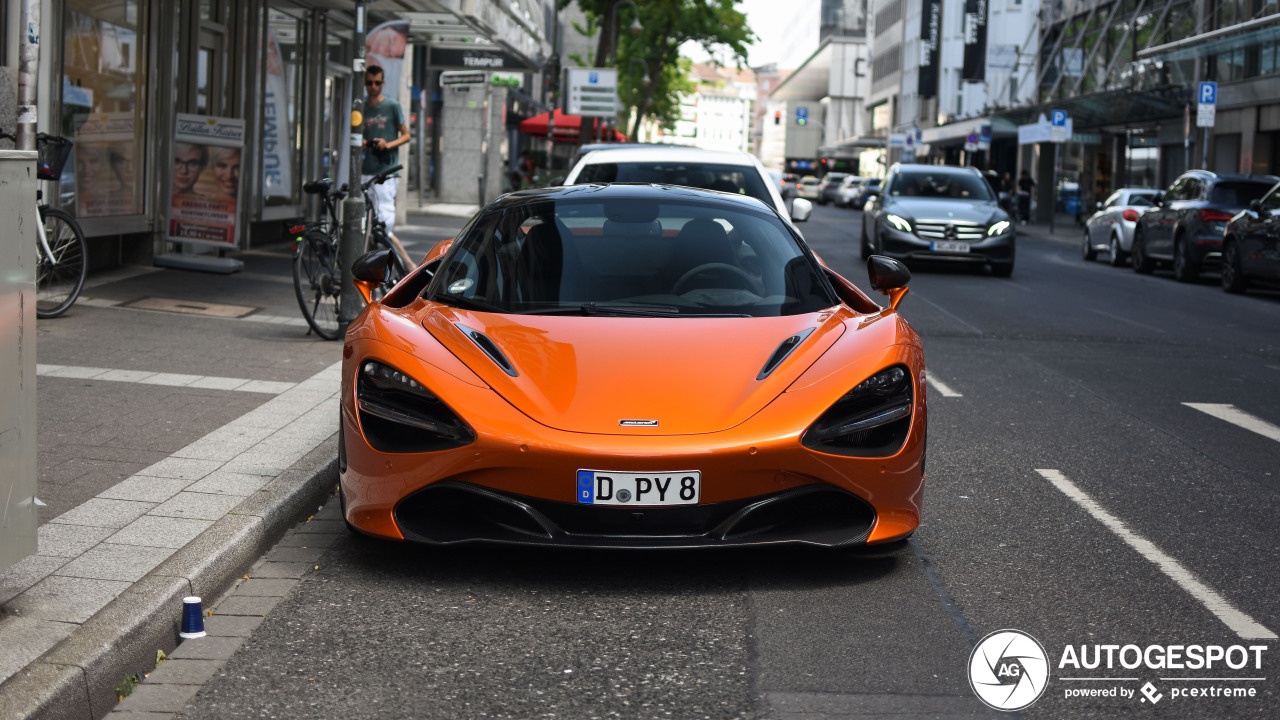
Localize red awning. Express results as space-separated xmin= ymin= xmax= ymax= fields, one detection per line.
xmin=518 ymin=109 xmax=626 ymax=143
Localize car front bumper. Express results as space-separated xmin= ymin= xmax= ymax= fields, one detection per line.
xmin=339 ymin=337 xmax=926 ymax=549
xmin=877 ymin=224 xmax=1015 ymax=265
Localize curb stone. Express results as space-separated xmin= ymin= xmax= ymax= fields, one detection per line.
xmin=0 ymin=437 xmax=339 ymax=720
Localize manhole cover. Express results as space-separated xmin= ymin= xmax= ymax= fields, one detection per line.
xmin=121 ymin=297 xmax=259 ymax=318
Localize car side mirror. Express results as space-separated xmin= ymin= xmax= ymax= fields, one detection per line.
xmin=353 ymin=248 xmax=392 ymax=284
xmin=1250 ymin=198 xmax=1264 ymax=214
xmin=790 ymin=197 xmax=813 ymax=222
xmin=867 ymin=255 xmax=911 ymax=311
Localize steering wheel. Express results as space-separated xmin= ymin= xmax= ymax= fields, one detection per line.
xmin=672 ymin=262 xmax=764 ymax=296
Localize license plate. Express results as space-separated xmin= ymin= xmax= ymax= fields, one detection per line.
xmin=931 ymin=241 xmax=970 ymax=253
xmin=575 ymin=470 xmax=700 ymax=506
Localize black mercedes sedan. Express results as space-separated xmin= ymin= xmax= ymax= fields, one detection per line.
xmin=1221 ymin=179 xmax=1280 ymax=294
xmin=860 ymin=164 xmax=1015 ymax=276
xmin=1131 ymin=170 xmax=1277 ymax=282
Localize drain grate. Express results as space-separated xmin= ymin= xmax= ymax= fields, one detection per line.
xmin=120 ymin=297 xmax=260 ymax=318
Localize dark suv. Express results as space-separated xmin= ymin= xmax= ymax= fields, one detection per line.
xmin=1132 ymin=170 xmax=1277 ymax=281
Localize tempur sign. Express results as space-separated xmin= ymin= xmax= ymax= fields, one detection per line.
xmin=968 ymin=630 xmax=1269 ymax=710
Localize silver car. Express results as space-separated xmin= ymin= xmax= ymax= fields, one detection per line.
xmin=1082 ymin=188 xmax=1161 ymax=267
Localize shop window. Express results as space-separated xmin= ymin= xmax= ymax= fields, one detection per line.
xmin=62 ymin=0 xmax=148 ymax=219
xmin=262 ymin=6 xmax=306 ymax=209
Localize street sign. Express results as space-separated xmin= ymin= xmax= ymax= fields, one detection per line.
xmin=1050 ymin=110 xmax=1068 ymax=143
xmin=796 ymin=107 xmax=809 ymax=125
xmin=964 ymin=132 xmax=979 ymax=152
xmin=562 ymin=67 xmax=619 ymax=117
xmin=1197 ymin=81 xmax=1217 ymax=128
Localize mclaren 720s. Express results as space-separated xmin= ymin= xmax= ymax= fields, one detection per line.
xmin=339 ymin=183 xmax=926 ymax=551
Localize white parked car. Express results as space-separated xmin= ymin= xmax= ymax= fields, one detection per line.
xmin=837 ymin=176 xmax=864 ymax=207
xmin=1082 ymin=188 xmax=1161 ymax=267
xmin=562 ymin=146 xmax=812 ymax=225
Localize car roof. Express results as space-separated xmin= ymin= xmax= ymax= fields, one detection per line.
xmin=573 ymin=146 xmax=763 ymax=165
xmin=892 ymin=163 xmax=980 ymax=175
xmin=1180 ymin=169 xmax=1278 ymax=184
xmin=495 ymin=181 xmax=777 ymax=212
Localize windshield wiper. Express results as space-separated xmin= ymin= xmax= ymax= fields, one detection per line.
xmin=431 ymin=293 xmax=508 ymax=314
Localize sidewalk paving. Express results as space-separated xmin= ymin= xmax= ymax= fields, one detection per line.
xmin=0 ymin=215 xmax=467 ymax=720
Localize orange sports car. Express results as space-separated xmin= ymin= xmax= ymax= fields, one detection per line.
xmin=339 ymin=184 xmax=926 ymax=550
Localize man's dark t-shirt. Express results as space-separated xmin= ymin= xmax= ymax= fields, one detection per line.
xmin=1018 ymin=176 xmax=1036 ymax=193
xmin=362 ymin=98 xmax=405 ymax=176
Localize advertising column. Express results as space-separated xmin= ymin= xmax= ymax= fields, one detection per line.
xmin=168 ymin=114 xmax=245 ymax=249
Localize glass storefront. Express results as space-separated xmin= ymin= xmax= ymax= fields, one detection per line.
xmin=261 ymin=5 xmax=306 ymax=210
xmin=61 ymin=0 xmax=148 ymax=219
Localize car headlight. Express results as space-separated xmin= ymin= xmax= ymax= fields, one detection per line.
xmin=885 ymin=214 xmax=913 ymax=232
xmin=801 ymin=365 xmax=914 ymax=457
xmin=987 ymin=220 xmax=1011 ymax=236
xmin=356 ymin=361 xmax=475 ymax=453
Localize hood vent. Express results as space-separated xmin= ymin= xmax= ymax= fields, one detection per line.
xmin=457 ymin=324 xmax=518 ymax=377
xmin=758 ymin=328 xmax=815 ymax=380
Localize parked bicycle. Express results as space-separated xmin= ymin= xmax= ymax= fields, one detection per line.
xmin=291 ymin=165 xmax=410 ymax=340
xmin=1 ymin=130 xmax=88 ymax=318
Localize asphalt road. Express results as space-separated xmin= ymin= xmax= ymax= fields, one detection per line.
xmin=175 ymin=204 xmax=1280 ymax=719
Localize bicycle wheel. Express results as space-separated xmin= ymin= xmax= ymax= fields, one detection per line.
xmin=292 ymin=227 xmax=343 ymax=340
xmin=35 ymin=207 xmax=88 ymax=318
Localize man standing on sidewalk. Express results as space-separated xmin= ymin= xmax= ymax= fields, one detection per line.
xmin=362 ymin=65 xmax=411 ymax=246
xmin=1017 ymin=170 xmax=1036 ymax=224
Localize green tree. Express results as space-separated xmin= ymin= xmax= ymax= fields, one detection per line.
xmin=560 ymin=0 xmax=755 ymax=139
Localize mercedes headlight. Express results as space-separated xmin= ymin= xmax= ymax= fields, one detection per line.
xmin=885 ymin=214 xmax=913 ymax=233
xmin=987 ymin=220 xmax=1012 ymax=236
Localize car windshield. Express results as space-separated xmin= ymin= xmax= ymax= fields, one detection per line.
xmin=426 ymin=196 xmax=836 ymax=317
xmin=574 ymin=162 xmax=774 ymax=208
xmin=887 ymin=170 xmax=993 ymax=200
xmin=1128 ymin=191 xmax=1159 ymax=207
xmin=1210 ymin=182 xmax=1272 ymax=208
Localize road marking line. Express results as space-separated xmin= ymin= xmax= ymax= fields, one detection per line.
xmin=1088 ymin=308 xmax=1166 ymax=333
xmin=1183 ymin=403 xmax=1280 ymax=444
xmin=1036 ymin=469 xmax=1276 ymax=640
xmin=37 ymin=365 xmax=296 ymax=394
xmin=925 ymin=375 xmax=963 ymax=397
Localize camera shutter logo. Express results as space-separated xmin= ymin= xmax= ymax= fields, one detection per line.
xmin=968 ymin=629 xmax=1049 ymax=711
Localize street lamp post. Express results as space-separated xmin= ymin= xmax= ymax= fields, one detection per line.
xmin=608 ymin=0 xmax=643 ymax=66
xmin=339 ymin=0 xmax=369 ymax=329
xmin=607 ymin=0 xmax=642 ymax=144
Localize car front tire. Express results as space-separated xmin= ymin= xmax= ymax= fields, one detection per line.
xmin=1221 ymin=238 xmax=1248 ymax=294
xmin=1082 ymin=229 xmax=1097 ymax=261
xmin=1172 ymin=233 xmax=1199 ymax=283
xmin=1132 ymin=229 xmax=1155 ymax=274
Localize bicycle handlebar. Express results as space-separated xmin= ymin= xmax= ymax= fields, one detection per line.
xmin=360 ymin=165 xmax=403 ymax=192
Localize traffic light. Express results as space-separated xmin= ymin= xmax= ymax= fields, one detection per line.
xmin=774 ymin=111 xmax=780 ymax=125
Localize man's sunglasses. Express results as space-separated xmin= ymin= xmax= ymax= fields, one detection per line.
xmin=365 ymin=80 xmax=383 ymax=87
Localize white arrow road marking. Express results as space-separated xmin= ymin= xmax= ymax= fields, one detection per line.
xmin=1036 ymin=469 xmax=1276 ymax=640
xmin=925 ymin=375 xmax=962 ymax=398
xmin=1183 ymin=403 xmax=1280 ymax=444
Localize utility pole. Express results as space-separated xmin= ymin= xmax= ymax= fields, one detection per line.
xmin=16 ymin=0 xmax=40 ymax=150
xmin=339 ymin=0 xmax=369 ymax=329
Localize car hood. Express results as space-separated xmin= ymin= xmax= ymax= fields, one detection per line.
xmin=887 ymin=198 xmax=1001 ymax=224
xmin=421 ymin=308 xmax=850 ymax=435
